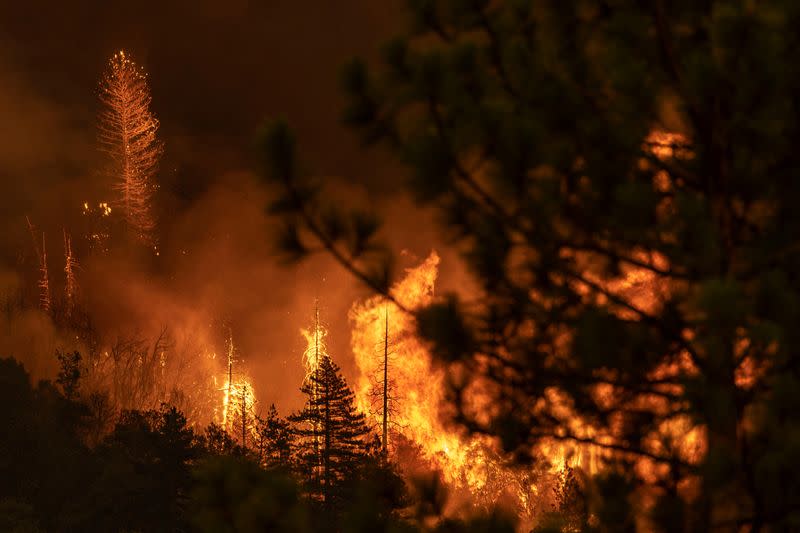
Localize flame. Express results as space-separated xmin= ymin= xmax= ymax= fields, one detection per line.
xmin=350 ymin=252 xmax=556 ymax=516
xmin=347 ymin=250 xmax=704 ymax=518
xmin=221 ymin=376 xmax=257 ymax=438
xmin=300 ymin=302 xmax=328 ymax=391
xmin=217 ymin=332 xmax=258 ymax=445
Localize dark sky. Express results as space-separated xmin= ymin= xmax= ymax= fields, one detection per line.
xmin=1 ymin=0 xmax=404 ymax=195
xmin=0 ymin=0 xmax=463 ymax=413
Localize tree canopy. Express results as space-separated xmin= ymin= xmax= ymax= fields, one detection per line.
xmin=290 ymin=355 xmax=373 ymax=510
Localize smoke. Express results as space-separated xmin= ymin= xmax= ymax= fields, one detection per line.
xmin=0 ymin=52 xmax=458 ymax=417
xmin=0 ymin=1 xmax=474 ymax=423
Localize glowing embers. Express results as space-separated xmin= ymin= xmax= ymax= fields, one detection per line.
xmin=82 ymin=201 xmax=113 ymax=253
xmin=98 ymin=50 xmax=162 ymax=246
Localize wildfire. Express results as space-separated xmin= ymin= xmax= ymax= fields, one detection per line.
xmin=300 ymin=301 xmax=328 ymax=392
xmin=220 ymin=376 xmax=257 ymax=445
xmin=218 ymin=332 xmax=258 ymax=445
xmin=350 ymin=252 xmax=556 ymax=517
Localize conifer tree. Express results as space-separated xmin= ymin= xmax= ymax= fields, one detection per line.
xmin=262 ymin=1 xmax=800 ymax=530
xmin=98 ymin=50 xmax=162 ymax=246
xmin=55 ymin=350 xmax=82 ymax=402
xmin=256 ymin=404 xmax=293 ymax=469
xmin=290 ymin=355 xmax=372 ymax=510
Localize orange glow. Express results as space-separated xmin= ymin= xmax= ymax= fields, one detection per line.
xmin=218 ymin=332 xmax=258 ymax=445
xmin=221 ymin=376 xmax=257 ymax=445
xmin=300 ymin=301 xmax=328 ymax=392
xmin=63 ymin=229 xmax=77 ymax=316
xmin=98 ymin=50 xmax=162 ymax=245
xmin=350 ymin=252 xmax=583 ymax=517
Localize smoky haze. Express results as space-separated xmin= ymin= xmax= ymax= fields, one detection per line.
xmin=0 ymin=0 xmax=468 ymax=414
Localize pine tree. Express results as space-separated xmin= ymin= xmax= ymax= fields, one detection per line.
xmin=255 ymin=404 xmax=293 ymax=469
xmin=98 ymin=50 xmax=162 ymax=246
xmin=261 ymin=1 xmax=800 ymax=530
xmin=290 ymin=355 xmax=372 ymax=509
xmin=203 ymin=422 xmax=241 ymax=457
xmin=55 ymin=350 xmax=82 ymax=401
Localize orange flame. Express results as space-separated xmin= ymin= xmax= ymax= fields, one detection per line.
xmin=350 ymin=252 xmax=562 ymax=517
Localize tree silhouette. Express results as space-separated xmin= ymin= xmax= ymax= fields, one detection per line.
xmin=90 ymin=405 xmax=199 ymax=532
xmin=290 ymin=355 xmax=372 ymax=510
xmin=98 ymin=50 xmax=162 ymax=245
xmin=55 ymin=350 xmax=82 ymax=401
xmin=256 ymin=404 xmax=293 ymax=470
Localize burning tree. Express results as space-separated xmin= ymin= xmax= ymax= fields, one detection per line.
xmin=301 ymin=301 xmax=328 ymax=391
xmin=290 ymin=354 xmax=372 ymax=510
xmin=375 ymin=307 xmax=396 ymax=451
xmin=231 ymin=380 xmax=256 ymax=448
xmin=98 ymin=50 xmax=162 ymax=245
xmin=63 ymin=229 xmax=78 ymax=317
xmin=351 ymin=252 xmax=548 ymax=520
xmin=261 ymin=1 xmax=800 ymax=530
xmin=219 ymin=332 xmax=257 ymax=447
xmin=349 ymin=301 xmax=401 ymax=452
xmin=26 ymin=217 xmax=51 ymax=313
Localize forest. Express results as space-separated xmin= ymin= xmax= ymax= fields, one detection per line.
xmin=2 ymin=0 xmax=800 ymax=531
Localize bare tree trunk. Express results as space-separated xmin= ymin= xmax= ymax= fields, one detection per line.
xmin=241 ymin=385 xmax=247 ymax=448
xmin=382 ymin=306 xmax=389 ymax=451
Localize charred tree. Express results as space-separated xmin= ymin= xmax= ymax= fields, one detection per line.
xmin=26 ymin=217 xmax=51 ymax=314
xmin=363 ymin=305 xmax=400 ymax=452
xmin=38 ymin=234 xmax=51 ymax=313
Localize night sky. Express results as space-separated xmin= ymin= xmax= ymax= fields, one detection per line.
xmin=1 ymin=0 xmax=404 ymax=197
